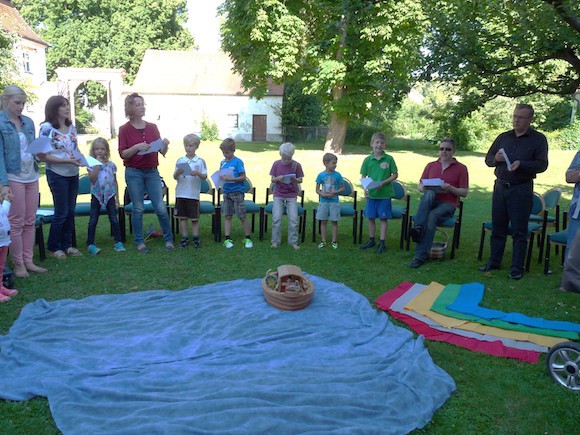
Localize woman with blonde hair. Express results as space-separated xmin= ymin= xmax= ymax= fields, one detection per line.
xmin=0 ymin=84 xmax=47 ymax=277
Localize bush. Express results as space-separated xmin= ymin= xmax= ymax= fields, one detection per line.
xmin=75 ymin=108 xmax=97 ymax=134
xmin=557 ymin=120 xmax=580 ymax=150
xmin=201 ymin=119 xmax=219 ymax=141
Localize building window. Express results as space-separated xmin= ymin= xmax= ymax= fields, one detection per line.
xmin=227 ymin=114 xmax=239 ymax=129
xmin=22 ymin=52 xmax=31 ymax=73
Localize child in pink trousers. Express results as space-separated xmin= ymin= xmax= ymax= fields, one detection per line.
xmin=0 ymin=196 xmax=18 ymax=302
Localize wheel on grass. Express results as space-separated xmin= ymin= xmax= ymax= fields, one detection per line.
xmin=546 ymin=341 xmax=580 ymax=391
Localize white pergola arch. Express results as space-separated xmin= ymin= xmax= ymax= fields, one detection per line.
xmin=55 ymin=68 xmax=126 ymax=138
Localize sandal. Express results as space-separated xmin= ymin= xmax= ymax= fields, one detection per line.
xmin=49 ymin=250 xmax=67 ymax=260
xmin=66 ymin=247 xmax=83 ymax=257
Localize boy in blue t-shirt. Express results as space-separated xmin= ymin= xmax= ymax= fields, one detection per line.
xmin=219 ymin=138 xmax=252 ymax=249
xmin=315 ymin=153 xmax=344 ymax=249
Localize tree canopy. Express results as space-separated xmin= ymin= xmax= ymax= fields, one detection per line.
xmin=423 ymin=0 xmax=580 ymax=114
xmin=220 ymin=0 xmax=425 ymax=152
xmin=15 ymin=0 xmax=194 ymax=105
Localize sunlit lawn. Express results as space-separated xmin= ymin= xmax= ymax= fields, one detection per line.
xmin=2 ymin=135 xmax=579 ymax=433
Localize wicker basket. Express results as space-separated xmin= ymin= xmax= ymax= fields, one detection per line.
xmin=429 ymin=230 xmax=448 ymax=260
xmin=261 ymin=265 xmax=314 ymax=310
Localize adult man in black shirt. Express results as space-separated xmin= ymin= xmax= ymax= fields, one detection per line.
xmin=479 ymin=104 xmax=548 ymax=280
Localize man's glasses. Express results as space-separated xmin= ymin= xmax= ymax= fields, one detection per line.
xmin=439 ymin=147 xmax=453 ymax=151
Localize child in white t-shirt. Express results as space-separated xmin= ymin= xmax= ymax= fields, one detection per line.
xmin=173 ymin=134 xmax=208 ymax=248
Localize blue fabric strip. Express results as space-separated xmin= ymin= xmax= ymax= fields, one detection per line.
xmin=447 ymin=282 xmax=580 ymax=333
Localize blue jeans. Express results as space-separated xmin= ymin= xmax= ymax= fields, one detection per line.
xmin=413 ymin=189 xmax=456 ymax=261
xmin=489 ymin=181 xmax=533 ymax=274
xmin=125 ymin=167 xmax=173 ymax=245
xmin=87 ymin=196 xmax=122 ymax=246
xmin=46 ymin=170 xmax=79 ymax=252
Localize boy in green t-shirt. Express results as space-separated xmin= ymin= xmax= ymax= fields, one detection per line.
xmin=359 ymin=132 xmax=398 ymax=254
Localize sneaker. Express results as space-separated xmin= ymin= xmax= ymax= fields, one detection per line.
xmin=193 ymin=239 xmax=202 ymax=249
xmin=331 ymin=242 xmax=338 ymax=249
xmin=87 ymin=244 xmax=101 ymax=255
xmin=179 ymin=238 xmax=189 ymax=248
xmin=359 ymin=240 xmax=376 ymax=250
xmin=114 ymin=242 xmax=126 ymax=252
xmin=375 ymin=242 xmax=386 ymax=254
xmin=318 ymin=242 xmax=326 ymax=249
xmin=244 ymin=238 xmax=253 ymax=249
xmin=223 ymin=239 xmax=234 ymax=249
xmin=291 ymin=244 xmax=300 ymax=250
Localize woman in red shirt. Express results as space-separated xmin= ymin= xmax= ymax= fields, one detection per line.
xmin=118 ymin=93 xmax=173 ymax=253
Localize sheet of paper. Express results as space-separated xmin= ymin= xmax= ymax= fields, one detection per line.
xmin=211 ymin=167 xmax=235 ymax=190
xmin=137 ymin=138 xmax=165 ymax=155
xmin=72 ymin=149 xmax=89 ymax=167
xmin=283 ymin=173 xmax=296 ymax=184
xmin=84 ymin=155 xmax=103 ymax=168
xmin=25 ymin=137 xmax=52 ymax=154
xmin=176 ymin=162 xmax=191 ymax=174
xmin=500 ymin=148 xmax=512 ymax=171
xmin=421 ymin=178 xmax=444 ymax=187
xmin=360 ymin=178 xmax=382 ymax=190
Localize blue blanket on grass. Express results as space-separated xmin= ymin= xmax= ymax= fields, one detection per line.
xmin=0 ymin=275 xmax=455 ymax=434
xmin=448 ymin=282 xmax=580 ymax=333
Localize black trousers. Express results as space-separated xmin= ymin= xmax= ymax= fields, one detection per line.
xmin=488 ymin=181 xmax=533 ymax=274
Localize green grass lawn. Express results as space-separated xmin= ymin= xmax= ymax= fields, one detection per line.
xmin=1 ymin=137 xmax=579 ymax=433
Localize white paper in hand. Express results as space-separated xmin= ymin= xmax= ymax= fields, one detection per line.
xmin=360 ymin=178 xmax=382 ymax=190
xmin=421 ymin=178 xmax=444 ymax=187
xmin=211 ymin=167 xmax=235 ymax=190
xmin=176 ymin=162 xmax=191 ymax=174
xmin=25 ymin=137 xmax=52 ymax=154
xmin=500 ymin=148 xmax=512 ymax=171
xmin=84 ymin=156 xmax=102 ymax=168
xmin=137 ymin=138 xmax=165 ymax=155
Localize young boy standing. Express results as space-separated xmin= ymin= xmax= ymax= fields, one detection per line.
xmin=315 ymin=153 xmax=344 ymax=249
xmin=173 ymin=134 xmax=207 ymax=248
xmin=360 ymin=132 xmax=398 ymax=254
xmin=219 ymin=138 xmax=252 ymax=249
xmin=269 ymin=142 xmax=304 ymax=249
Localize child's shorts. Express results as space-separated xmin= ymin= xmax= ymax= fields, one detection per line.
xmin=174 ymin=198 xmax=200 ymax=220
xmin=316 ymin=202 xmax=340 ymax=222
xmin=364 ymin=198 xmax=392 ymax=219
xmin=222 ymin=191 xmax=246 ymax=219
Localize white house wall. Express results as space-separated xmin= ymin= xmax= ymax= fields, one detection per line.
xmin=130 ymin=94 xmax=283 ymax=142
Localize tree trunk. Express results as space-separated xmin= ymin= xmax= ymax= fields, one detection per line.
xmin=323 ymin=112 xmax=348 ymax=154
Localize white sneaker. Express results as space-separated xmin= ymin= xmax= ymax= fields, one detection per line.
xmin=244 ymin=238 xmax=253 ymax=249
xmin=223 ymin=239 xmax=234 ymax=249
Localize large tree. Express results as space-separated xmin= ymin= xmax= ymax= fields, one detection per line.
xmin=15 ymin=0 xmax=194 ymax=105
xmin=423 ymin=0 xmax=580 ymax=114
xmin=220 ymin=0 xmax=425 ymax=153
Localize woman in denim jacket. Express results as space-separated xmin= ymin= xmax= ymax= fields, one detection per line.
xmin=0 ymin=85 xmax=47 ymax=277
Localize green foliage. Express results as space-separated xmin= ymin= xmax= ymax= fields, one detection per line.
xmin=422 ymin=0 xmax=580 ymax=112
xmin=200 ymin=118 xmax=219 ymax=141
xmin=75 ymin=108 xmax=96 ymax=134
xmin=281 ymin=77 xmax=324 ymax=128
xmin=220 ymin=0 xmax=426 ymax=148
xmin=14 ymin=0 xmax=194 ymax=106
xmin=557 ymin=120 xmax=580 ymax=150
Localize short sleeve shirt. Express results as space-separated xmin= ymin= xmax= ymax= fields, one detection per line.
xmin=360 ymin=152 xmax=397 ymax=199
xmin=175 ymin=154 xmax=208 ymax=200
xmin=220 ymin=156 xmax=246 ymax=193
xmin=270 ymin=159 xmax=304 ymax=198
xmin=316 ymin=170 xmax=344 ymax=203
xmin=89 ymin=161 xmax=117 ymax=207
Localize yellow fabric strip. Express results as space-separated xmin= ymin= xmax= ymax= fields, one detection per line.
xmin=405 ymin=282 xmax=564 ymax=347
